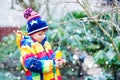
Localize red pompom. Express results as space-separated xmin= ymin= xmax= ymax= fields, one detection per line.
xmin=23 ymin=8 xmax=40 ymax=20
xmin=24 ymin=8 xmax=33 ymax=19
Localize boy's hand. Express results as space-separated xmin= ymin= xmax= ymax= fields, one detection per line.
xmin=55 ymin=58 xmax=66 ymax=68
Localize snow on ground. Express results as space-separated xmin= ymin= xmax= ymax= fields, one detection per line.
xmin=0 ymin=0 xmax=25 ymax=27
xmin=0 ymin=0 xmax=104 ymax=27
xmin=0 ymin=0 xmax=82 ymax=27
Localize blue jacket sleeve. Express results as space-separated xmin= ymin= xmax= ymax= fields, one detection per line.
xmin=25 ymin=57 xmax=56 ymax=73
xmin=25 ymin=57 xmax=43 ymax=73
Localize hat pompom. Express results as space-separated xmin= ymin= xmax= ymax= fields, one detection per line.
xmin=24 ymin=8 xmax=33 ymax=19
xmin=24 ymin=8 xmax=39 ymax=20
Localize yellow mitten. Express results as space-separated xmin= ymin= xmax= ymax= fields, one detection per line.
xmin=55 ymin=49 xmax=66 ymax=67
xmin=55 ymin=50 xmax=63 ymax=59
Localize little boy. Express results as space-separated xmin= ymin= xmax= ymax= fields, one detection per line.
xmin=16 ymin=8 xmax=65 ymax=80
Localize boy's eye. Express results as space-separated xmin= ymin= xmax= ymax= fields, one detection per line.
xmin=39 ymin=34 xmax=42 ymax=35
xmin=38 ymin=32 xmax=45 ymax=36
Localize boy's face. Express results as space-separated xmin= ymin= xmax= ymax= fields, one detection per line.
xmin=31 ymin=30 xmax=46 ymax=43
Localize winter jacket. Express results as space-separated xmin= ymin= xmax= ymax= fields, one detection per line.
xmin=16 ymin=32 xmax=62 ymax=80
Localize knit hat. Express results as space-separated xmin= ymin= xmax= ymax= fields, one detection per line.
xmin=24 ymin=8 xmax=48 ymax=35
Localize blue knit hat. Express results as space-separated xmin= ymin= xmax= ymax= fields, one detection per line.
xmin=24 ymin=8 xmax=48 ymax=35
